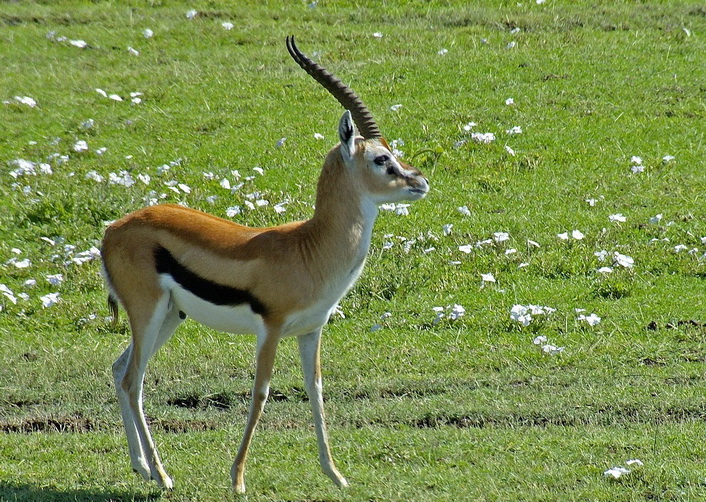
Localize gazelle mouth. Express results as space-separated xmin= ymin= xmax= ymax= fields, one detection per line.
xmin=409 ymin=188 xmax=429 ymax=197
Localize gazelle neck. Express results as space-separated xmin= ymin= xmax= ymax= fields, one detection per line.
xmin=304 ymin=148 xmax=378 ymax=278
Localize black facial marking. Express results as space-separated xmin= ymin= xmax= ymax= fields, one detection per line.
xmin=154 ymin=246 xmax=268 ymax=316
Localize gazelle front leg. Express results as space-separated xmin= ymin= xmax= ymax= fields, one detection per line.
xmin=231 ymin=328 xmax=280 ymax=494
xmin=297 ymin=329 xmax=349 ymax=489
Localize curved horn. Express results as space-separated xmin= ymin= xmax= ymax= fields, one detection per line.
xmin=286 ymin=35 xmax=382 ymax=139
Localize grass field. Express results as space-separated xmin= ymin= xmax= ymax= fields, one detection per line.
xmin=1 ymin=1 xmax=706 ymax=500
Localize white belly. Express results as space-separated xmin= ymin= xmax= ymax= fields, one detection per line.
xmin=162 ymin=277 xmax=265 ymax=335
xmin=161 ymin=276 xmax=340 ymax=340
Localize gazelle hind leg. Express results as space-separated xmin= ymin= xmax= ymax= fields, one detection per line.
xmin=113 ymin=344 xmax=151 ymax=479
xmin=231 ymin=328 xmax=280 ymax=494
xmin=297 ymin=329 xmax=348 ymax=488
xmin=115 ymin=294 xmax=183 ymax=489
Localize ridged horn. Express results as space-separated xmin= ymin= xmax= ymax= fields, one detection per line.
xmin=286 ymin=35 xmax=382 ymax=139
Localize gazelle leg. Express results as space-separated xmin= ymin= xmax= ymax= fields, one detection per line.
xmin=113 ymin=344 xmax=150 ymax=479
xmin=231 ymin=329 xmax=280 ymax=494
xmin=114 ymin=295 xmax=183 ymax=489
xmin=297 ymin=329 xmax=348 ymax=489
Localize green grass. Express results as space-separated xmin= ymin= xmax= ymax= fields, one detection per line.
xmin=1 ymin=0 xmax=706 ymax=500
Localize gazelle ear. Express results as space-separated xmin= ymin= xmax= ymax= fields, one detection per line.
xmin=338 ymin=111 xmax=356 ymax=163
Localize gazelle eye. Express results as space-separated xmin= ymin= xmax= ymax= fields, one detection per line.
xmin=373 ymin=155 xmax=389 ymax=166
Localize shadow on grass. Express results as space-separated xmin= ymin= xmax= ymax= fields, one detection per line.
xmin=0 ymin=481 xmax=161 ymax=502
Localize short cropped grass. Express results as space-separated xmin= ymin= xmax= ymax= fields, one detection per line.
xmin=1 ymin=1 xmax=706 ymax=501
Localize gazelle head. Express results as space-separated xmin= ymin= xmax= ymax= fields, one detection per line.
xmin=287 ymin=36 xmax=429 ymax=205
xmin=336 ymin=111 xmax=429 ymax=204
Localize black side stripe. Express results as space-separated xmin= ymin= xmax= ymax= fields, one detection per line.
xmin=154 ymin=246 xmax=268 ymax=316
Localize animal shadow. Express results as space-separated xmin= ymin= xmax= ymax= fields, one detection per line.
xmin=0 ymin=481 xmax=160 ymax=502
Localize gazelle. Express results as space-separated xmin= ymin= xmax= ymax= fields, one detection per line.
xmin=102 ymin=36 xmax=429 ymax=493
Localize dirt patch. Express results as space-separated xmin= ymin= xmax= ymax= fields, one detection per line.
xmin=357 ymin=404 xmax=706 ymax=430
xmin=0 ymin=415 xmax=95 ymax=433
xmin=166 ymin=388 xmax=297 ymax=411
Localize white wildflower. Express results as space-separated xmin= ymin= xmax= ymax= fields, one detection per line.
xmin=609 ymin=214 xmax=626 ymax=223
xmin=13 ymin=258 xmax=31 ymax=269
xmin=604 ymin=467 xmax=630 ymax=479
xmin=85 ymin=171 xmax=104 ymax=182
xmin=481 ymin=273 xmax=496 ymax=283
xmin=510 ymin=304 xmax=532 ymax=326
xmin=73 ymin=140 xmax=88 ymax=152
xmin=186 ymin=9 xmax=198 ymax=19
xmin=578 ymin=313 xmax=601 ymax=326
xmin=222 ymin=22 xmax=234 ymax=30
xmin=390 ymin=104 xmax=403 ymax=111
xmin=108 ymin=171 xmax=136 ymax=187
xmin=457 ymin=205 xmax=471 ymax=216
xmin=505 ymin=97 xmax=514 ymax=106
xmin=449 ymin=304 xmax=465 ymax=320
xmin=72 ymin=247 xmax=100 ymax=265
xmin=542 ymin=344 xmax=565 ymax=355
xmin=613 ymin=252 xmax=634 ymax=268
xmin=471 ymin=132 xmax=495 ymax=144
xmin=506 ymin=126 xmax=522 ymax=135
xmin=0 ymin=284 xmax=17 ymax=304
xmin=14 ymin=96 xmax=37 ymax=107
xmin=493 ymin=232 xmax=510 ymax=243
xmin=40 ymin=292 xmax=60 ymax=308
xmin=143 ymin=28 xmax=154 ymax=38
xmin=46 ymin=274 xmax=64 ymax=286
xmin=128 ymin=46 xmax=139 ymax=56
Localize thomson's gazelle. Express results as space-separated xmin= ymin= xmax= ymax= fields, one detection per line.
xmin=102 ymin=36 xmax=429 ymax=493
